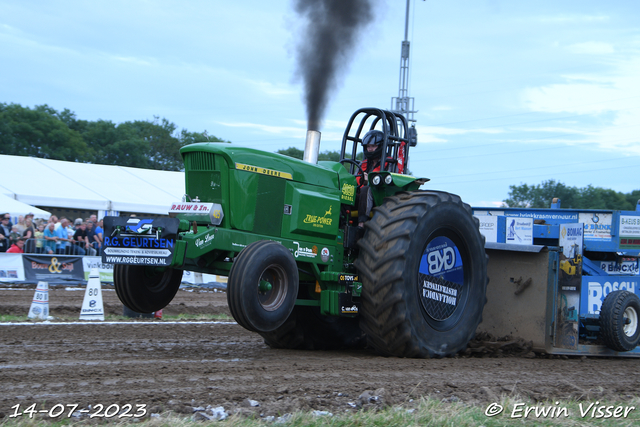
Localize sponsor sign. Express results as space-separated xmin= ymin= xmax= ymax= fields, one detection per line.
xmin=620 ymin=215 xmax=640 ymax=236
xmin=555 ymin=223 xmax=583 ymax=350
xmin=235 ymin=162 xmax=293 ymax=180
xmin=582 ymin=277 xmax=639 ymax=315
xmin=475 ymin=215 xmax=498 ymax=243
xmin=293 ymin=242 xmax=318 ymax=259
xmin=341 ymin=305 xmax=358 ymax=314
xmin=480 ymin=210 xmax=578 ymax=222
xmin=418 ymin=236 xmax=464 ymax=321
xmin=320 ymin=247 xmax=330 ymax=262
xmin=0 ymin=253 xmax=25 ymax=281
xmin=341 ymin=182 xmax=356 ymax=204
xmin=194 ymin=230 xmax=216 ymax=251
xmin=23 ymin=255 xmax=84 ymax=281
xmin=579 ymin=213 xmax=612 ymax=241
xmin=560 ymin=223 xmax=583 ymax=259
xmin=599 ymin=259 xmax=639 ymax=276
xmin=303 ymin=205 xmax=334 ymax=229
xmin=505 ymin=218 xmax=533 ymax=245
xmin=82 ymin=256 xmax=114 ymax=282
xmin=338 ymin=274 xmax=359 ymax=285
xmin=620 ymin=215 xmax=640 ymax=249
xmin=102 ymin=217 xmax=179 ymax=266
xmin=169 ymin=202 xmax=223 ymax=225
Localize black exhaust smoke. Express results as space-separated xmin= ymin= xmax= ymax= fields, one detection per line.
xmin=293 ymin=0 xmax=377 ymax=131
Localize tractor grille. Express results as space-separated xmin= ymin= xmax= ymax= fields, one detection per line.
xmin=253 ymin=175 xmax=285 ymax=236
xmin=185 ymin=152 xmax=216 ymax=171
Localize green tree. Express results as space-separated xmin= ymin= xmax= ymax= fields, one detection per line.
xmin=81 ymin=120 xmax=150 ymax=168
xmin=276 ymin=147 xmax=351 ymax=162
xmin=277 ymin=147 xmax=304 ymax=159
xmin=179 ymin=129 xmax=229 ymax=146
xmin=0 ymin=103 xmax=89 ymax=161
xmin=1 ymin=102 xmax=231 ymax=171
xmin=120 ymin=118 xmax=182 ymax=170
xmin=625 ymin=190 xmax=640 ymax=210
xmin=576 ymin=185 xmax=634 ymax=210
xmin=503 ymin=180 xmax=639 ymax=210
xmin=318 ymin=150 xmax=341 ymax=161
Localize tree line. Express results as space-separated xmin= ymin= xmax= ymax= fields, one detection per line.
xmin=3 ymin=103 xmax=637 ymax=210
xmin=0 ymin=103 xmax=227 ymax=171
xmin=276 ymin=146 xmax=343 ymax=162
xmin=503 ymin=179 xmax=640 ymax=211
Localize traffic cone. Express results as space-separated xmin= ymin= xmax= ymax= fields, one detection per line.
xmin=154 ymin=309 xmax=163 ymax=319
xmin=80 ymin=268 xmax=105 ymax=321
xmin=28 ymin=281 xmax=49 ymax=320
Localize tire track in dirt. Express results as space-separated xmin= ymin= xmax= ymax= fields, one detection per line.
xmin=2 ymin=287 xmax=640 ymax=418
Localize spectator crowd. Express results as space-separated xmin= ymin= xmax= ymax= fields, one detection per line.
xmin=0 ymin=212 xmax=104 ymax=256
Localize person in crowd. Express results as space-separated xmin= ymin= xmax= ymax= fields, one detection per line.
xmin=49 ymin=215 xmax=58 ymax=228
xmin=86 ymin=220 xmax=101 ymax=255
xmin=22 ymin=217 xmax=36 ymax=253
xmin=43 ymin=223 xmax=57 ymax=254
xmin=34 ymin=223 xmax=45 ymax=253
xmin=95 ymin=218 xmax=104 ymax=248
xmin=72 ymin=220 xmax=91 ymax=256
xmin=9 ymin=225 xmax=21 ymax=246
xmin=55 ymin=216 xmax=72 ymax=236
xmin=0 ymin=214 xmax=11 ymax=252
xmin=14 ymin=215 xmax=26 ymax=234
xmin=6 ymin=237 xmax=25 ymax=254
xmin=54 ymin=218 xmax=76 ymax=254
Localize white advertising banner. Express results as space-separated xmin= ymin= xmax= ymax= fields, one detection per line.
xmin=505 ymin=217 xmax=533 ymax=245
xmin=474 ymin=215 xmax=498 ymax=243
xmin=0 ymin=253 xmax=26 ymax=281
xmin=579 ymin=212 xmax=612 ymax=241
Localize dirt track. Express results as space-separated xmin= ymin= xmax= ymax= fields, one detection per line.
xmin=1 ymin=285 xmax=639 ymax=420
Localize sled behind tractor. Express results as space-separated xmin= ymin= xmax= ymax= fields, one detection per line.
xmin=103 ymin=107 xmax=489 ymax=358
xmin=474 ymin=203 xmax=640 ymax=357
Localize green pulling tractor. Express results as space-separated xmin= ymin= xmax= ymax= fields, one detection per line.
xmin=103 ymin=108 xmax=488 ymax=358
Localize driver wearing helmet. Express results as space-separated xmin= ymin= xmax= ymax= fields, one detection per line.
xmin=357 ymin=130 xmax=385 ymax=227
xmin=358 ymin=129 xmax=385 ymax=185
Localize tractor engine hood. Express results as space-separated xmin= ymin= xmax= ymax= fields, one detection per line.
xmin=181 ymin=143 xmax=350 ymax=190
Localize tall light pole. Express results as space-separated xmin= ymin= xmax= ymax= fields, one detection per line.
xmin=391 ymin=0 xmax=418 ymax=124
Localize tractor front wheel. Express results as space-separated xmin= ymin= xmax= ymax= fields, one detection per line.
xmin=355 ymin=191 xmax=488 ymax=358
xmin=227 ymin=240 xmax=299 ymax=332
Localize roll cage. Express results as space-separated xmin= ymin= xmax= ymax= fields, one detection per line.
xmin=339 ymin=107 xmax=417 ymax=176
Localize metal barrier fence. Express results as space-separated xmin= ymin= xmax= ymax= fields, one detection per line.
xmin=21 ymin=238 xmax=101 ymax=256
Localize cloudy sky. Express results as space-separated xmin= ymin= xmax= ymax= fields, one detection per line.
xmin=1 ymin=0 xmax=639 ymax=207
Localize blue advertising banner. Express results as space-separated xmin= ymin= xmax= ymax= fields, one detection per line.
xmin=102 ymin=217 xmax=179 ymax=266
xmin=581 ymin=276 xmax=640 ymax=315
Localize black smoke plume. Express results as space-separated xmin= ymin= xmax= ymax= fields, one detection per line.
xmin=293 ymin=0 xmax=376 ymax=131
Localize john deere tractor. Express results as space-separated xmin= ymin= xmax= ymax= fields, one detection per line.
xmin=103 ymin=108 xmax=488 ymax=358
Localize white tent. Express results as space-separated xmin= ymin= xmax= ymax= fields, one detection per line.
xmin=0 ymin=155 xmax=185 ymax=215
xmin=0 ymin=193 xmax=51 ymax=219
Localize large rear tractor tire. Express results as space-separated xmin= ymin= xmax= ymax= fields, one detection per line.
xmin=261 ymin=306 xmax=366 ymax=350
xmin=600 ymin=290 xmax=640 ymax=352
xmin=354 ymin=191 xmax=488 ymax=358
xmin=113 ymin=264 xmax=182 ymax=313
xmin=227 ymin=240 xmax=299 ymax=333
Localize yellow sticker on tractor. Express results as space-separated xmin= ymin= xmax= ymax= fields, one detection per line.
xmin=235 ymin=163 xmax=293 ymax=180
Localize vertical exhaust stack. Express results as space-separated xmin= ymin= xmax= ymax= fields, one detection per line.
xmin=303 ymin=129 xmax=321 ymax=164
